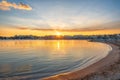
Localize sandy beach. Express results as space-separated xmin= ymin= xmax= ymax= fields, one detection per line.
xmin=42 ymin=42 xmax=120 ymax=80
xmin=82 ymin=42 xmax=120 ymax=80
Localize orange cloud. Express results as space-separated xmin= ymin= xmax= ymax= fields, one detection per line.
xmin=0 ymin=0 xmax=32 ymax=11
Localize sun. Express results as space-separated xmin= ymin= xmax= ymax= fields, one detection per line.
xmin=56 ymin=31 xmax=61 ymax=36
xmin=55 ymin=31 xmax=63 ymax=39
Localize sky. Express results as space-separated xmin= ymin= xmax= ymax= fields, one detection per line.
xmin=0 ymin=0 xmax=120 ymax=36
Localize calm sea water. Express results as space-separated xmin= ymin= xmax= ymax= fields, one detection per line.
xmin=0 ymin=40 xmax=111 ymax=80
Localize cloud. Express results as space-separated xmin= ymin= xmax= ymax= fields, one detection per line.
xmin=34 ymin=21 xmax=120 ymax=31
xmin=0 ymin=0 xmax=32 ymax=11
xmin=80 ymin=21 xmax=120 ymax=31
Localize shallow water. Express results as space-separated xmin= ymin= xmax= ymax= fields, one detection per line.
xmin=0 ymin=40 xmax=111 ymax=80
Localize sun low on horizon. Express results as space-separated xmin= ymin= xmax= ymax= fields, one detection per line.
xmin=0 ymin=0 xmax=120 ymax=80
xmin=56 ymin=31 xmax=61 ymax=36
xmin=0 ymin=0 xmax=120 ymax=37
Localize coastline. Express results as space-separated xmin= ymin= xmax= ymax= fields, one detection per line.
xmin=82 ymin=42 xmax=120 ymax=80
xmin=42 ymin=42 xmax=120 ymax=80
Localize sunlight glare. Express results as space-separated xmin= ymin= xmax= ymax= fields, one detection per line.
xmin=56 ymin=31 xmax=61 ymax=36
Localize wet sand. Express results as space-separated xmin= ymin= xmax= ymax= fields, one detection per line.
xmin=42 ymin=43 xmax=120 ymax=80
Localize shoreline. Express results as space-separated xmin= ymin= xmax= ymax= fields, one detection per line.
xmin=42 ymin=42 xmax=120 ymax=80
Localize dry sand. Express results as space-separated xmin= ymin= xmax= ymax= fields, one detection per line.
xmin=42 ymin=43 xmax=120 ymax=80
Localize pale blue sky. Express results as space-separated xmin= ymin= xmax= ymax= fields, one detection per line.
xmin=0 ymin=0 xmax=120 ymax=30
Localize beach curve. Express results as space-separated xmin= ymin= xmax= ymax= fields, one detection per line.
xmin=42 ymin=43 xmax=120 ymax=80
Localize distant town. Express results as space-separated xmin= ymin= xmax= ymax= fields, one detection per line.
xmin=0 ymin=34 xmax=120 ymax=42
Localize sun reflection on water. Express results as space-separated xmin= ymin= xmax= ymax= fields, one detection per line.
xmin=57 ymin=41 xmax=60 ymax=50
xmin=0 ymin=40 xmax=111 ymax=79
